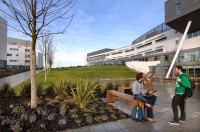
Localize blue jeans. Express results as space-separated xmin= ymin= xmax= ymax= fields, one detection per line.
xmin=134 ymin=94 xmax=157 ymax=118
xmin=144 ymin=95 xmax=157 ymax=118
xmin=134 ymin=94 xmax=148 ymax=103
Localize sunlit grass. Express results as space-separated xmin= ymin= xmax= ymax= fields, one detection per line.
xmin=14 ymin=65 xmax=136 ymax=95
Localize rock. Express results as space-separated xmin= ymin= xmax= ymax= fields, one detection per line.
xmin=48 ymin=113 xmax=55 ymax=121
xmin=10 ymin=123 xmax=22 ymax=132
xmin=20 ymin=112 xmax=28 ymax=121
xmin=29 ymin=114 xmax=36 ymax=123
xmin=58 ymin=118 xmax=66 ymax=125
xmin=59 ymin=109 xmax=66 ymax=116
xmin=40 ymin=123 xmax=46 ymax=129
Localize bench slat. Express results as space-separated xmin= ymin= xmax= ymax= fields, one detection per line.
xmin=108 ymin=90 xmax=133 ymax=101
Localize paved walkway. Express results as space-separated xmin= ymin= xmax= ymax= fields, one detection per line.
xmin=64 ymin=81 xmax=200 ymax=132
xmin=0 ymin=70 xmax=43 ymax=87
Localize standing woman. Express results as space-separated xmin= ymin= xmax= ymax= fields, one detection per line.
xmin=132 ymin=72 xmax=154 ymax=110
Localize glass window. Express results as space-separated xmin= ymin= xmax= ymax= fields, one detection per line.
xmin=187 ymin=51 xmax=196 ymax=62
xmin=193 ymin=31 xmax=199 ymax=37
xmin=156 ymin=37 xmax=167 ymax=43
xmin=177 ymin=2 xmax=181 ymax=14
xmin=176 ymin=40 xmax=179 ymax=44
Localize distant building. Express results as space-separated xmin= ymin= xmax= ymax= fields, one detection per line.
xmin=7 ymin=37 xmax=43 ymax=70
xmin=36 ymin=51 xmax=43 ymax=70
xmin=86 ymin=0 xmax=200 ymax=79
xmin=0 ymin=17 xmax=7 ymax=70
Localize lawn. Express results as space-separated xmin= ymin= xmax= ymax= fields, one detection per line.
xmin=16 ymin=65 xmax=136 ymax=90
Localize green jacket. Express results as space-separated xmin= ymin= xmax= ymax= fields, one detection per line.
xmin=175 ymin=73 xmax=191 ymax=94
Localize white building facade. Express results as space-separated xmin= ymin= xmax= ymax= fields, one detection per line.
xmin=7 ymin=37 xmax=43 ymax=70
xmin=86 ymin=23 xmax=200 ymax=78
xmin=0 ymin=17 xmax=7 ymax=70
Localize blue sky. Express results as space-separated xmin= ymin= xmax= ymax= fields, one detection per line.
xmin=2 ymin=0 xmax=165 ymax=67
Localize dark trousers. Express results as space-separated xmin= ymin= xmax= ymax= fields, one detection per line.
xmin=134 ymin=94 xmax=157 ymax=118
xmin=144 ymin=95 xmax=157 ymax=118
xmin=172 ymin=94 xmax=186 ymax=122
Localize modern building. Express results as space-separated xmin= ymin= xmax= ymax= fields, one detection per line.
xmin=86 ymin=0 xmax=200 ymax=79
xmin=86 ymin=22 xmax=200 ymax=78
xmin=0 ymin=16 xmax=7 ymax=70
xmin=165 ymin=0 xmax=200 ymax=34
xmin=7 ymin=37 xmax=43 ymax=70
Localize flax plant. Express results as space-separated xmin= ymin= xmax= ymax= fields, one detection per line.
xmin=70 ymin=79 xmax=99 ymax=109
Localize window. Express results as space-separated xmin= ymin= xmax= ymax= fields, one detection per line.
xmin=137 ymin=42 xmax=152 ymax=49
xmin=156 ymin=37 xmax=167 ymax=43
xmin=188 ymin=30 xmax=200 ymax=39
xmin=176 ymin=40 xmax=179 ymax=44
xmin=25 ymin=55 xmax=30 ymax=58
xmin=10 ymin=48 xmax=18 ymax=51
xmin=10 ymin=60 xmax=18 ymax=62
xmin=193 ymin=31 xmax=199 ymax=37
xmin=7 ymin=54 xmax=12 ymax=56
xmin=25 ymin=60 xmax=30 ymax=63
xmin=25 ymin=49 xmax=30 ymax=52
xmin=177 ymin=2 xmax=181 ymax=15
xmin=188 ymin=33 xmax=193 ymax=39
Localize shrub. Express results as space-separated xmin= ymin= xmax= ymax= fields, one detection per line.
xmin=51 ymin=79 xmax=67 ymax=97
xmin=20 ymin=82 xmax=31 ymax=97
xmin=97 ymin=82 xmax=114 ymax=98
xmin=37 ymin=82 xmax=44 ymax=96
xmin=70 ymin=79 xmax=99 ymax=109
xmin=45 ymin=85 xmax=54 ymax=96
xmin=0 ymin=81 xmax=15 ymax=99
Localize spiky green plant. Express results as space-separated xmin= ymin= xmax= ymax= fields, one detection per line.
xmin=0 ymin=81 xmax=15 ymax=99
xmin=70 ymin=79 xmax=99 ymax=109
xmin=20 ymin=81 xmax=31 ymax=97
xmin=52 ymin=79 xmax=67 ymax=97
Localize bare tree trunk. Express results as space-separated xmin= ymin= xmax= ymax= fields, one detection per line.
xmin=31 ymin=0 xmax=37 ymax=109
xmin=31 ymin=50 xmax=37 ymax=108
xmin=44 ymin=46 xmax=47 ymax=82
xmin=45 ymin=57 xmax=47 ymax=82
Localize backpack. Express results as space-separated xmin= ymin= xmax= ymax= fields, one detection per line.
xmin=131 ymin=106 xmax=143 ymax=121
xmin=184 ymin=80 xmax=196 ymax=97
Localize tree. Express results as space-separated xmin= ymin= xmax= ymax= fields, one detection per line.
xmin=47 ymin=36 xmax=56 ymax=72
xmin=0 ymin=0 xmax=75 ymax=108
xmin=39 ymin=31 xmax=56 ymax=82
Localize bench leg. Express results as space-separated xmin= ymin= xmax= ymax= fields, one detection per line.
xmin=139 ymin=101 xmax=145 ymax=116
xmin=106 ymin=91 xmax=115 ymax=103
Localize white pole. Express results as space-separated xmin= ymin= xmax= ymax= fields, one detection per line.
xmin=166 ymin=21 xmax=192 ymax=78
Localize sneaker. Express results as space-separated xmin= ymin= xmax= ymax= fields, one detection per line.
xmin=168 ymin=121 xmax=180 ymax=125
xmin=179 ymin=119 xmax=185 ymax=122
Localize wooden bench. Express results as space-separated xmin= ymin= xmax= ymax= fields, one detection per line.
xmin=107 ymin=90 xmax=144 ymax=115
xmin=118 ymin=86 xmax=131 ymax=93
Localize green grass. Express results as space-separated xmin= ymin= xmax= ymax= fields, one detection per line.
xmin=14 ymin=65 xmax=136 ymax=95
